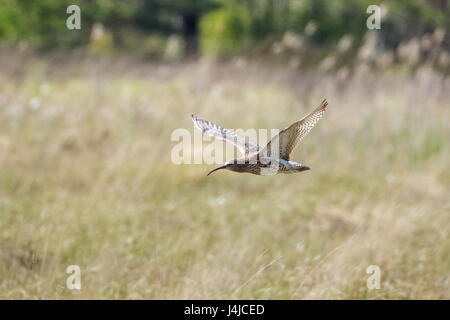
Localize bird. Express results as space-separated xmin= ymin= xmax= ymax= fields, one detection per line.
xmin=192 ymin=99 xmax=328 ymax=176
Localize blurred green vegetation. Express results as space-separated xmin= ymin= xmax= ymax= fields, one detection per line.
xmin=0 ymin=0 xmax=449 ymax=59
xmin=200 ymin=1 xmax=251 ymax=55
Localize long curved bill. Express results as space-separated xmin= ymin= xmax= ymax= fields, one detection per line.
xmin=206 ymin=165 xmax=227 ymax=176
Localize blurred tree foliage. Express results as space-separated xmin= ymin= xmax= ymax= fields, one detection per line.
xmin=200 ymin=0 xmax=251 ymax=56
xmin=0 ymin=0 xmax=448 ymax=57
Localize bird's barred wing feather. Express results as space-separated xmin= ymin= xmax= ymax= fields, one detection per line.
xmin=191 ymin=114 xmax=260 ymax=156
xmin=259 ymin=99 xmax=328 ymax=160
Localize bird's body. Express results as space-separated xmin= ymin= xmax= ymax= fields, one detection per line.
xmin=192 ymin=99 xmax=328 ymax=176
xmin=215 ymin=158 xmax=310 ymax=176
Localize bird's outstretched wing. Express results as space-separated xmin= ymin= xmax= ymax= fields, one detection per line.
xmin=191 ymin=114 xmax=260 ymax=156
xmin=259 ymin=99 xmax=328 ymax=160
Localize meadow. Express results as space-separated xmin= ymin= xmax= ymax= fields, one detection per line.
xmin=0 ymin=53 xmax=448 ymax=299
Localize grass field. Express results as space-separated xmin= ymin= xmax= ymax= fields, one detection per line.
xmin=0 ymin=54 xmax=449 ymax=299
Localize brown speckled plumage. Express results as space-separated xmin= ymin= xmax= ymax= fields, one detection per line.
xmin=192 ymin=99 xmax=328 ymax=176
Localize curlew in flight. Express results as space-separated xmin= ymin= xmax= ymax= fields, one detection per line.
xmin=192 ymin=99 xmax=328 ymax=176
